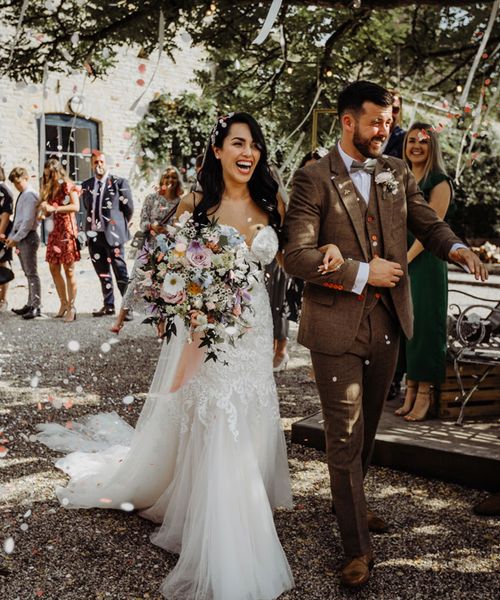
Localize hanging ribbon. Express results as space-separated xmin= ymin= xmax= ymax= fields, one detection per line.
xmin=38 ymin=62 xmax=49 ymax=177
xmin=129 ymin=10 xmax=165 ymax=111
xmin=2 ymin=0 xmax=30 ymax=74
xmin=281 ymin=84 xmax=323 ymax=146
xmin=459 ymin=0 xmax=499 ymax=107
xmin=252 ymin=0 xmax=283 ymax=45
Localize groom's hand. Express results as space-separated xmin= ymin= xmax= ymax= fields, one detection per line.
xmin=449 ymin=247 xmax=489 ymax=281
xmin=368 ymin=257 xmax=403 ymax=287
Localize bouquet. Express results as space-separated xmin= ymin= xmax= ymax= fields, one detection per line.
xmin=138 ymin=212 xmax=255 ymax=362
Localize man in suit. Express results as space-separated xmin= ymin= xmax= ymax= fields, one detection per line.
xmin=284 ymin=80 xmax=487 ymax=588
xmin=81 ymin=152 xmax=134 ymax=316
xmin=383 ymin=89 xmax=406 ymax=159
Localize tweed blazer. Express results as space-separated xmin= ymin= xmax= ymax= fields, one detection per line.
xmin=283 ymin=145 xmax=462 ymax=356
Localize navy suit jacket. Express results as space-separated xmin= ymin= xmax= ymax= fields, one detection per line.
xmin=81 ymin=175 xmax=134 ymax=247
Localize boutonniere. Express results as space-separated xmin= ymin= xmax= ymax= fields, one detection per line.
xmin=375 ymin=169 xmax=399 ymax=195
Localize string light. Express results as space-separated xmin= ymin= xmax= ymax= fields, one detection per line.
xmin=326 ymin=69 xmax=333 ymax=78
xmin=286 ymin=66 xmax=293 ymax=74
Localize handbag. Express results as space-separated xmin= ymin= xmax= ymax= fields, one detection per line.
xmin=130 ymin=229 xmax=146 ymax=249
xmin=0 ymin=265 xmax=14 ymax=285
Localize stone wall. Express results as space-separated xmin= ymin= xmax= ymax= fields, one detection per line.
xmin=0 ymin=36 xmax=204 ymax=218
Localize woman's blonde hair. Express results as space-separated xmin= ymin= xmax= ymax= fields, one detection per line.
xmin=41 ymin=158 xmax=71 ymax=204
xmin=159 ymin=166 xmax=183 ymax=198
xmin=404 ymin=122 xmax=448 ymax=184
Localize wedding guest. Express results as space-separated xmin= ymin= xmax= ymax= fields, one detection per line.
xmin=384 ymin=90 xmax=406 ymax=159
xmin=266 ymin=166 xmax=290 ymax=371
xmin=81 ymin=151 xmax=134 ymax=317
xmin=394 ymin=123 xmax=453 ymax=421
xmin=39 ymin=158 xmax=81 ymax=322
xmin=284 ymin=80 xmax=486 ymax=588
xmin=0 ymin=166 xmax=14 ymax=311
xmin=385 ymin=90 xmax=407 ymax=400
xmin=111 ymin=167 xmax=183 ymax=333
xmin=6 ymin=167 xmax=41 ymax=319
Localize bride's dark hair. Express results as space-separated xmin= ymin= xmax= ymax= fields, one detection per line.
xmin=195 ymin=112 xmax=281 ymax=231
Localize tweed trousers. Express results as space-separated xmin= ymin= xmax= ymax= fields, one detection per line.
xmin=311 ymin=299 xmax=400 ymax=557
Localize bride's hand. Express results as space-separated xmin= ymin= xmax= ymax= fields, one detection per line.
xmin=318 ymin=244 xmax=344 ymax=274
xmin=157 ymin=319 xmax=166 ymax=338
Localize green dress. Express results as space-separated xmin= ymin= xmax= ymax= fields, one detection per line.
xmin=404 ymin=171 xmax=453 ymax=384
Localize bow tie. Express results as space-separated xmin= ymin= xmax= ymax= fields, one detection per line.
xmin=349 ymin=158 xmax=377 ymax=174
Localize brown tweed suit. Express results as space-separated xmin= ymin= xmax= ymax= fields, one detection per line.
xmin=283 ymin=146 xmax=462 ymax=557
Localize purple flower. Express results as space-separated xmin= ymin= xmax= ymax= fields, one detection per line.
xmin=186 ymin=241 xmax=213 ymax=268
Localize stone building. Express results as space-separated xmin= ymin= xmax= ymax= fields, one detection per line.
xmin=0 ymin=36 xmax=203 ymax=215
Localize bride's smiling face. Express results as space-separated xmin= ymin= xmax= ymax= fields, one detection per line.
xmin=213 ymin=123 xmax=261 ymax=185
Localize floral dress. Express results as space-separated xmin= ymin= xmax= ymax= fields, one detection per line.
xmin=45 ymin=183 xmax=81 ymax=265
xmin=122 ymin=193 xmax=180 ymax=310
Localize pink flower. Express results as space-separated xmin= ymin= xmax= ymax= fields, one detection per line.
xmin=160 ymin=289 xmax=186 ymax=304
xmin=186 ymin=241 xmax=212 ymax=268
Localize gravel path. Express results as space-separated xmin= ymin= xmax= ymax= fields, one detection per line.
xmin=1 ymin=260 xmax=499 ymax=599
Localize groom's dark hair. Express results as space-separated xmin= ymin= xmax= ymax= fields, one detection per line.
xmin=338 ymin=80 xmax=393 ymax=119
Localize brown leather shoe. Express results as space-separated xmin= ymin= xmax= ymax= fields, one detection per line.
xmin=367 ymin=509 xmax=389 ymax=533
xmin=473 ymin=493 xmax=500 ymax=516
xmin=340 ymin=552 xmax=374 ymax=588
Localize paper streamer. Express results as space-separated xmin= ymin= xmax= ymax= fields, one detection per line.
xmin=459 ymin=0 xmax=499 ymax=107
xmin=2 ymin=0 xmax=30 ymax=74
xmin=282 ymin=84 xmax=323 ymax=146
xmin=129 ymin=10 xmax=165 ymax=111
xmin=252 ymin=0 xmax=283 ymax=45
xmin=38 ymin=62 xmax=49 ymax=176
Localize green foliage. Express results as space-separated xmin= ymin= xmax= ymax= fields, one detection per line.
xmin=444 ymin=133 xmax=500 ymax=240
xmin=131 ymin=91 xmax=217 ymax=176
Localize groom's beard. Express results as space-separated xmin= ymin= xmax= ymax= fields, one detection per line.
xmin=353 ymin=124 xmax=386 ymax=159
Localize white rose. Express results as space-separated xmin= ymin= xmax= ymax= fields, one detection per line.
xmin=375 ymin=171 xmax=392 ymax=184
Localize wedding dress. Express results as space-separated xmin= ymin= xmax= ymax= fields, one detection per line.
xmin=36 ymin=225 xmax=294 ymax=600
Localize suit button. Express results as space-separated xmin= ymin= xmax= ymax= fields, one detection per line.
xmin=367 ymin=216 xmax=375 ymax=223
xmin=371 ymin=234 xmax=377 ymax=241
xmin=357 ymin=294 xmax=365 ymax=301
xmin=375 ymin=292 xmax=381 ymax=299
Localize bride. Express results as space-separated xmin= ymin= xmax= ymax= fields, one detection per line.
xmin=37 ymin=112 xmax=295 ymax=599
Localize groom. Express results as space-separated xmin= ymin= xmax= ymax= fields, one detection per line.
xmin=284 ymin=80 xmax=487 ymax=587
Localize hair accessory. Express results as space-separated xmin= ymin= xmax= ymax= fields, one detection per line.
xmin=210 ymin=112 xmax=235 ymax=145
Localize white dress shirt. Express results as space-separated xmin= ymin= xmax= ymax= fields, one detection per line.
xmin=337 ymin=143 xmax=370 ymax=294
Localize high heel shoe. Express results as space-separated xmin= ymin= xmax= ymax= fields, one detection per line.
xmin=404 ymin=386 xmax=435 ymax=422
xmin=54 ymin=304 xmax=68 ymax=318
xmin=273 ymin=352 xmax=289 ymax=373
xmin=63 ymin=307 xmax=76 ymax=322
xmin=394 ymin=382 xmax=417 ymax=416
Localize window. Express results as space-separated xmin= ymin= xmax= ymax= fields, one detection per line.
xmin=39 ymin=114 xmax=99 ymax=183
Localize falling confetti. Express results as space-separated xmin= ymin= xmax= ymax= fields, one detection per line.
xmin=68 ymin=340 xmax=80 ymax=352
xmin=3 ymin=537 xmax=14 ymax=554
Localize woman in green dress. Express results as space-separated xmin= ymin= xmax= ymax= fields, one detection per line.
xmin=395 ymin=122 xmax=453 ymax=421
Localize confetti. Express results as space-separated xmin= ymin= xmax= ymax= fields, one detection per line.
xmin=68 ymin=340 xmax=80 ymax=352
xmin=122 ymin=395 xmax=134 ymax=405
xmin=332 ymin=376 xmax=337 ymax=382
xmin=120 ymin=502 xmax=135 ymax=512
xmin=100 ymin=343 xmax=111 ymax=353
xmin=3 ymin=537 xmax=14 ymax=554
xmin=136 ymin=79 xmax=145 ymax=87
xmin=0 ymin=446 xmax=8 ymax=458
xmin=20 ymin=523 xmax=29 ymax=532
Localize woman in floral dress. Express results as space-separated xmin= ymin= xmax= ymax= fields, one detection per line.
xmin=40 ymin=158 xmax=81 ymax=322
xmin=110 ymin=166 xmax=183 ymax=333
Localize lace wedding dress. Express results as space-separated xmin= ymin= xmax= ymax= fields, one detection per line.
xmin=36 ymin=226 xmax=294 ymax=600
